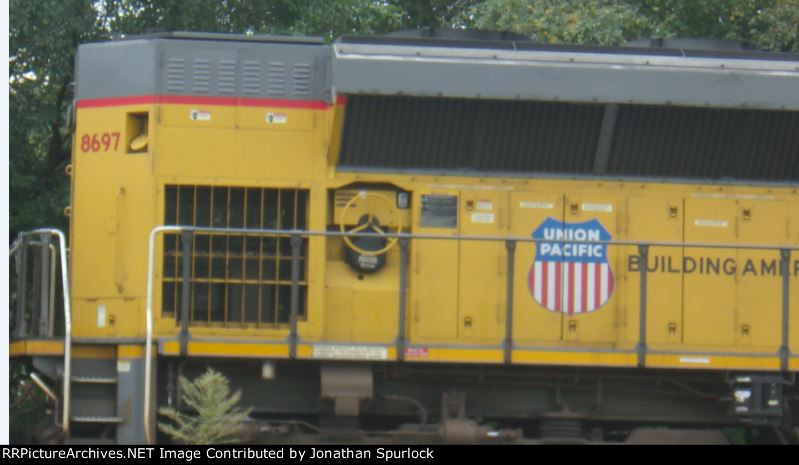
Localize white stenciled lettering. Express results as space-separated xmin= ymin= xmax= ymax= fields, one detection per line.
xmin=540 ymin=242 xmax=604 ymax=259
xmin=542 ymin=228 xmax=600 ymax=242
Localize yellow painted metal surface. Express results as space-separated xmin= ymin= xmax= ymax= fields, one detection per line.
xmin=683 ymin=198 xmax=738 ymax=346
xmin=410 ymin=188 xmax=460 ymax=341
xmin=64 ymin=99 xmax=798 ymax=372
xmin=458 ymin=189 xmax=507 ymax=342
xmin=624 ymin=196 xmax=683 ymax=346
xmin=323 ymin=259 xmax=398 ymax=343
xmin=405 ymin=347 xmax=503 ymax=364
xmin=512 ymin=349 xmax=637 ymax=367
xmin=736 ymin=200 xmax=787 ymax=350
xmin=161 ymin=341 xmax=289 ymax=358
xmin=117 ymin=345 xmax=144 ymax=359
xmin=646 ymin=353 xmax=782 ymax=371
xmin=10 ymin=340 xmax=65 ymax=357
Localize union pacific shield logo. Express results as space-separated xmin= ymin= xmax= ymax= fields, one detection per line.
xmin=528 ymin=218 xmax=614 ymax=315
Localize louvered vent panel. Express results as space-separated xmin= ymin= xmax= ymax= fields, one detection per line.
xmin=267 ymin=62 xmax=286 ymax=96
xmin=166 ymin=57 xmax=185 ymax=92
xmin=217 ymin=60 xmax=236 ymax=94
xmin=242 ymin=60 xmax=261 ymax=95
xmin=192 ymin=59 xmax=211 ymax=93
xmin=292 ymin=63 xmax=311 ymax=96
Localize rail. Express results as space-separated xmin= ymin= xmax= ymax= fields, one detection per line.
xmin=10 ymin=229 xmax=71 ymax=434
xmin=143 ymin=225 xmax=799 ymax=444
xmin=10 ymin=240 xmax=57 ymax=337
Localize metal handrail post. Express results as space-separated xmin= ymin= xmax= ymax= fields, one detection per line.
xmin=144 ymin=225 xmax=181 ymax=445
xmin=780 ymin=249 xmax=791 ymax=372
xmin=503 ymin=240 xmax=516 ymax=364
xmin=637 ymin=244 xmax=649 ymax=368
xmin=397 ymin=238 xmax=410 ymax=361
xmin=16 ymin=229 xmax=71 ymax=433
xmin=289 ymin=233 xmax=302 ymax=359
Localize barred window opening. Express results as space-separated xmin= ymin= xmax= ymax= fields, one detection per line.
xmin=162 ymin=185 xmax=309 ymax=328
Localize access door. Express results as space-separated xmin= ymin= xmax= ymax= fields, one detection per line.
xmin=683 ymin=198 xmax=737 ymax=346
xmin=457 ymin=190 xmax=509 ymax=341
xmin=510 ymin=192 xmax=565 ymax=344
xmin=560 ymin=195 xmax=618 ymax=344
xmin=409 ymin=190 xmax=460 ymax=340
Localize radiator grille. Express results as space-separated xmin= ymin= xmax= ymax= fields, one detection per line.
xmin=162 ymin=185 xmax=308 ymax=328
xmin=338 ymin=95 xmax=799 ymax=182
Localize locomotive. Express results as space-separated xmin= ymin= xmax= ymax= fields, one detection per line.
xmin=10 ymin=29 xmax=799 ymax=444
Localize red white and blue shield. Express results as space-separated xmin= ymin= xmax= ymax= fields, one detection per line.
xmin=528 ymin=217 xmax=614 ymax=315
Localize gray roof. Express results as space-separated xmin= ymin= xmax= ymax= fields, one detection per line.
xmin=76 ymin=32 xmax=799 ymax=111
xmin=331 ymin=40 xmax=799 ymax=111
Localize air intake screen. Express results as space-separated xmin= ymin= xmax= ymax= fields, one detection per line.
xmin=340 ymin=95 xmax=602 ymax=173
xmin=338 ymin=95 xmax=799 ymax=182
xmin=161 ymin=185 xmax=308 ymax=327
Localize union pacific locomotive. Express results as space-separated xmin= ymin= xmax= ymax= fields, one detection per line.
xmin=10 ymin=29 xmax=799 ymax=444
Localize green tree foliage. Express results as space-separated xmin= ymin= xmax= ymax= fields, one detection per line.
xmin=472 ymin=0 xmax=652 ymax=44
xmin=472 ymin=0 xmax=799 ymax=50
xmin=10 ymin=1 xmax=798 ymax=240
xmin=9 ymin=0 xmax=101 ymax=237
xmin=8 ymin=0 xmax=485 ymax=241
xmin=752 ymin=0 xmax=799 ymax=51
xmin=9 ymin=369 xmax=48 ymax=444
xmin=158 ymin=368 xmax=252 ymax=444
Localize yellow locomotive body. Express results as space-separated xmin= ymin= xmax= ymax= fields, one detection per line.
xmin=70 ymin=94 xmax=799 ymax=366
xmin=11 ymin=31 xmax=799 ymax=444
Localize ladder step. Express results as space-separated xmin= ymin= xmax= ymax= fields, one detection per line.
xmin=71 ymin=416 xmax=124 ymax=424
xmin=71 ymin=376 xmax=118 ymax=384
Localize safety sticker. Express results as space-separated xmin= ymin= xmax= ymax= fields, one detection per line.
xmin=694 ymin=219 xmax=728 ymax=228
xmin=117 ymin=361 xmax=131 ymax=373
xmin=189 ymin=109 xmax=211 ymax=121
xmin=471 ymin=212 xmax=495 ymax=224
xmin=582 ymin=203 xmax=613 ymax=212
xmin=679 ymin=356 xmax=710 ymax=364
xmin=475 ymin=200 xmax=493 ymax=211
xmin=312 ymin=345 xmax=388 ymax=360
xmin=96 ymin=305 xmax=106 ymax=328
xmin=266 ymin=112 xmax=288 ymax=124
xmin=404 ymin=347 xmax=429 ymax=359
xmin=520 ymin=201 xmax=554 ymax=209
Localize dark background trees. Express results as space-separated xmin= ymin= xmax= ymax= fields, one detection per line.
xmin=9 ymin=0 xmax=798 ymax=238
xmin=8 ymin=0 xmax=799 ymax=441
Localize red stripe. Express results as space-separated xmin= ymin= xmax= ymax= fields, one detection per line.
xmin=607 ymin=265 xmax=615 ymax=296
xmin=565 ymin=263 xmax=573 ymax=316
xmin=581 ymin=262 xmax=589 ymax=313
xmin=594 ymin=263 xmax=601 ymax=310
xmin=77 ymin=94 xmax=334 ymax=109
xmin=236 ymin=97 xmax=330 ymax=109
xmin=541 ymin=262 xmax=548 ymax=309
xmin=554 ymin=262 xmax=562 ymax=312
xmin=336 ymin=94 xmax=348 ymax=105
